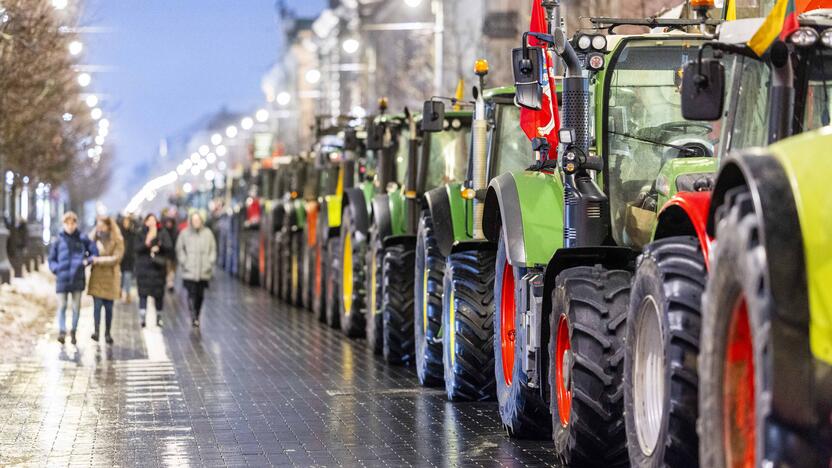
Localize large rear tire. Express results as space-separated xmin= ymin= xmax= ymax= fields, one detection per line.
xmin=442 ymin=247 xmax=496 ymax=401
xmin=325 ymin=236 xmax=341 ymax=329
xmin=699 ymin=188 xmax=818 ymax=468
xmin=550 ymin=266 xmax=630 ymax=467
xmin=493 ymin=233 xmax=551 ymax=439
xmin=339 ymin=208 xmax=367 ymax=338
xmin=289 ymin=230 xmax=303 ymax=306
xmin=279 ymin=230 xmax=292 ymax=301
xmin=312 ymin=225 xmax=328 ymax=323
xmin=414 ymin=210 xmax=444 ymax=387
xmin=365 ymin=225 xmax=384 ymax=354
xmin=382 ymin=243 xmax=415 ymax=365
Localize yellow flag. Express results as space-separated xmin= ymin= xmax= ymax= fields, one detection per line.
xmin=453 ymin=78 xmax=465 ymax=111
xmin=748 ymin=0 xmax=790 ymax=56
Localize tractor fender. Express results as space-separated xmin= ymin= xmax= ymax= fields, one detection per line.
xmin=654 ymin=191 xmax=713 ymax=269
xmin=342 ymin=187 xmax=370 ymax=235
xmin=381 ymin=234 xmax=417 ymax=251
xmin=484 ymin=171 xmax=564 ymax=268
xmin=424 ymin=186 xmax=454 ymax=257
xmin=450 ymin=239 xmax=497 ymax=255
xmin=371 ymin=194 xmax=393 ymax=241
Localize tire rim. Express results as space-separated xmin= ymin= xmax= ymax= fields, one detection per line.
xmin=342 ymin=234 xmax=353 ymax=316
xmin=314 ymin=244 xmax=322 ymax=296
xmin=500 ymin=260 xmax=516 ymax=386
xmin=723 ymin=295 xmax=755 ymax=468
xmin=633 ymin=296 xmax=665 ymax=456
xmin=422 ymin=264 xmax=429 ymax=334
xmin=555 ymin=314 xmax=572 ymax=427
xmin=291 ymin=252 xmax=299 ymax=293
xmin=370 ymin=249 xmax=377 ymax=316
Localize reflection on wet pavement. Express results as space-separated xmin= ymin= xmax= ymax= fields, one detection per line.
xmin=0 ymin=273 xmax=561 ymax=466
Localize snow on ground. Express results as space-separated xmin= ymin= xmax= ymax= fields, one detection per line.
xmin=0 ymin=265 xmax=93 ymax=362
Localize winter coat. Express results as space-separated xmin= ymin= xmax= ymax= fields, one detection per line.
xmin=119 ymin=225 xmax=138 ymax=272
xmin=48 ymin=230 xmax=97 ymax=293
xmin=176 ymin=226 xmax=217 ymax=282
xmin=88 ymin=232 xmax=125 ymax=301
xmin=162 ymin=218 xmax=179 ymax=261
xmin=134 ymin=227 xmax=173 ymax=298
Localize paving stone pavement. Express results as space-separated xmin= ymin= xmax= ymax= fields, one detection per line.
xmin=0 ymin=273 xmax=563 ymax=467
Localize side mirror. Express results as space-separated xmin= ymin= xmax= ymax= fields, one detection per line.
xmin=421 ymin=100 xmax=445 ymax=132
xmin=512 ymin=46 xmax=546 ymax=110
xmin=681 ymin=59 xmax=725 ymax=121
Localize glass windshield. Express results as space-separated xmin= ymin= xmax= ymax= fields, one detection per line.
xmin=606 ymin=40 xmax=718 ymax=247
xmin=493 ymin=104 xmax=532 ymax=176
xmin=726 ymin=56 xmax=771 ymax=151
xmin=802 ymin=51 xmax=832 ymax=131
xmin=318 ymin=166 xmax=338 ymax=196
xmin=425 ymin=125 xmax=471 ymax=188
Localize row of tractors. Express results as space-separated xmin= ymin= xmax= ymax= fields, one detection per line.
xmin=215 ymin=0 xmax=831 ymax=466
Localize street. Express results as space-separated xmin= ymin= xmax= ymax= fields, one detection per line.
xmin=0 ymin=273 xmax=560 ymax=467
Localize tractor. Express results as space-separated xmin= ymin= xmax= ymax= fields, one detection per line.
xmin=365 ymin=107 xmax=472 ymax=365
xmin=623 ymin=6 xmax=832 ymax=467
xmin=485 ymin=4 xmax=722 ymax=464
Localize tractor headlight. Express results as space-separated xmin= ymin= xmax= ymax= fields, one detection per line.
xmin=576 ymin=34 xmax=592 ymax=51
xmin=790 ymin=27 xmax=819 ymax=47
xmin=562 ymin=150 xmax=579 ymax=174
xmin=591 ymin=34 xmax=607 ymax=51
xmin=586 ymin=52 xmax=605 ymax=71
xmin=822 ymin=29 xmax=832 ymax=48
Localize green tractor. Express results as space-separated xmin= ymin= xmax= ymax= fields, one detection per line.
xmin=486 ymin=7 xmax=721 ymax=463
xmin=336 ymin=108 xmax=407 ymax=337
xmin=301 ymin=151 xmax=339 ymax=312
xmin=413 ymin=67 xmax=535 ymax=397
xmin=365 ymin=108 xmax=472 ymax=364
xmin=622 ymin=7 xmax=832 ymax=466
xmin=272 ymin=155 xmax=313 ymax=305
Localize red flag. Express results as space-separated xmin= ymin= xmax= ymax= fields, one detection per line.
xmin=519 ymin=0 xmax=561 ymax=158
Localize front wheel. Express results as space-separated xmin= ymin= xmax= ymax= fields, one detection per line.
xmin=549 ymin=266 xmax=630 ymax=467
xmin=443 ymin=247 xmax=496 ymax=401
xmin=339 ymin=208 xmax=366 ymax=338
xmin=289 ymin=230 xmax=303 ymax=306
xmin=623 ymin=236 xmax=705 ymax=468
xmin=381 ymin=243 xmax=415 ymax=365
xmin=365 ymin=225 xmax=384 ymax=354
xmin=325 ymin=236 xmax=341 ymax=329
xmin=414 ymin=210 xmax=444 ymax=387
xmin=493 ymin=233 xmax=551 ymax=439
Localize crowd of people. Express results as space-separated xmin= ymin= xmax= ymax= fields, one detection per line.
xmin=47 ymin=209 xmax=217 ymax=345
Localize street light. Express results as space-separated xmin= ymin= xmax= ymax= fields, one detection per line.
xmin=305 ymin=69 xmax=321 ymax=84
xmin=405 ymin=0 xmax=423 ymax=6
xmin=68 ymin=40 xmax=83 ymax=56
xmin=198 ymin=144 xmax=210 ymax=156
xmin=216 ymin=145 xmax=228 ymax=157
xmin=211 ymin=133 xmax=222 ymax=145
xmin=276 ymin=92 xmax=291 ymax=106
xmin=240 ymin=117 xmax=254 ymax=130
xmin=77 ymin=72 xmax=91 ymax=87
xmin=342 ymin=38 xmax=360 ymax=54
xmin=62 ymin=113 xmax=73 ymax=122
xmin=226 ymin=125 xmax=238 ymax=138
xmin=255 ymin=109 xmax=269 ymax=123
xmin=51 ymin=0 xmax=68 ymax=10
xmin=90 ymin=107 xmax=102 ymax=120
xmin=95 ymin=135 xmax=105 ymax=145
xmin=85 ymin=95 xmax=98 ymax=108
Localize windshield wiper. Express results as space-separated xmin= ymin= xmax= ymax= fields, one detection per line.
xmin=608 ymin=130 xmax=697 ymax=155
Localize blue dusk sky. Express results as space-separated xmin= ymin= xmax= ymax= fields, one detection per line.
xmin=81 ymin=0 xmax=325 ymax=211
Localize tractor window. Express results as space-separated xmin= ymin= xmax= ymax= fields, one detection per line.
xmin=724 ymin=0 xmax=777 ymax=19
xmin=318 ymin=166 xmax=339 ymax=196
xmin=493 ymin=104 xmax=532 ymax=177
xmin=729 ymin=58 xmax=771 ymax=150
xmin=394 ymin=129 xmax=410 ymax=185
xmin=606 ymin=40 xmax=718 ymax=247
xmin=426 ymin=125 xmax=471 ymax=188
xmin=802 ymin=50 xmax=832 ymax=132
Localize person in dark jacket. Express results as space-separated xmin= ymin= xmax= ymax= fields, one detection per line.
xmin=119 ymin=216 xmax=138 ymax=303
xmin=162 ymin=215 xmax=179 ymax=292
xmin=48 ymin=211 xmax=97 ymax=344
xmin=135 ymin=214 xmax=173 ymax=327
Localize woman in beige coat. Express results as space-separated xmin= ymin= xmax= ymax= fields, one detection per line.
xmin=88 ymin=216 xmax=125 ymax=343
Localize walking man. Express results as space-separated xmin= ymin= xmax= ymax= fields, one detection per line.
xmin=48 ymin=211 xmax=97 ymax=344
xmin=176 ymin=211 xmax=216 ymax=327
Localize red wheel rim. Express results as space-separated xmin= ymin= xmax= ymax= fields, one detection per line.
xmin=555 ymin=314 xmax=572 ymax=427
xmin=314 ymin=244 xmax=322 ymax=296
xmin=723 ymin=295 xmax=755 ymax=468
xmin=500 ymin=260 xmax=516 ymax=386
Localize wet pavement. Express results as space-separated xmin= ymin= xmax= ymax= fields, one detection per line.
xmin=0 ymin=273 xmax=561 ymax=467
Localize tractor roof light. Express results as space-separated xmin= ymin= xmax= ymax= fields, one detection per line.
xmin=790 ymin=27 xmax=819 ymax=47
xmin=690 ymin=0 xmax=715 ymax=9
xmin=591 ymin=35 xmax=607 ymax=51
xmin=587 ymin=52 xmax=606 ymax=71
xmin=822 ymin=29 xmax=832 ymax=48
xmin=576 ymin=34 xmax=592 ymax=51
xmin=474 ymin=59 xmax=489 ymax=76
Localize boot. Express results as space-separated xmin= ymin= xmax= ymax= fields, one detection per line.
xmin=156 ymin=314 xmax=163 ymax=327
xmin=91 ymin=332 xmax=99 ymax=341
xmin=139 ymin=309 xmax=146 ymax=328
xmin=105 ymin=334 xmax=113 ymax=344
xmin=57 ymin=331 xmax=66 ymax=344
xmin=70 ymin=330 xmax=77 ymax=345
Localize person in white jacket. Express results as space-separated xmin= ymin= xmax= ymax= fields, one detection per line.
xmin=175 ymin=211 xmax=216 ymax=327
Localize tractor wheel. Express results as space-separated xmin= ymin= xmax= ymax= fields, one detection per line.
xmin=493 ymin=233 xmax=551 ymax=439
xmin=442 ymin=248 xmax=497 ymax=401
xmin=312 ymin=234 xmax=328 ymax=323
xmin=301 ymin=232 xmax=314 ymax=310
xmin=699 ymin=188 xmax=817 ymax=468
xmin=550 ymin=266 xmax=630 ymax=466
xmin=381 ymin=243 xmax=415 ymax=365
xmin=365 ymin=225 xmax=384 ymax=355
xmin=289 ymin=230 xmax=303 ymax=306
xmin=325 ymin=236 xmax=341 ymax=329
xmin=279 ymin=231 xmax=292 ymax=301
xmin=339 ymin=208 xmax=367 ymax=338
xmin=414 ymin=210 xmax=444 ymax=387
xmin=624 ymin=236 xmax=705 ymax=467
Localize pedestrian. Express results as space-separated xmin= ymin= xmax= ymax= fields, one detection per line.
xmin=135 ymin=214 xmax=173 ymax=328
xmin=176 ymin=211 xmax=216 ymax=327
xmin=118 ymin=216 xmax=138 ymax=302
xmin=162 ymin=214 xmax=179 ymax=292
xmin=48 ymin=211 xmax=97 ymax=345
xmin=87 ymin=215 xmax=124 ymax=343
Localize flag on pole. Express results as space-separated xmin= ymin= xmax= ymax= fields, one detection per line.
xmin=519 ymin=0 xmax=560 ymax=157
xmin=746 ymin=0 xmax=832 ymax=56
